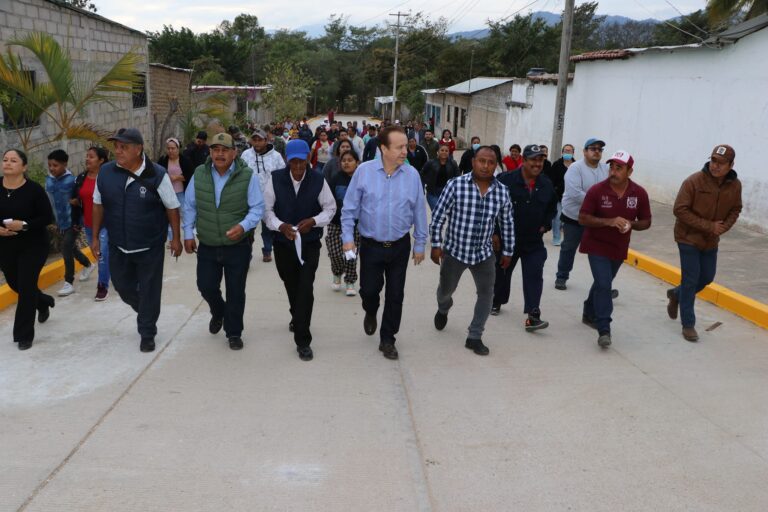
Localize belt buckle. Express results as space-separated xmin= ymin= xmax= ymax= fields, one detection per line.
xmin=383 ymin=241 xmax=393 ymax=248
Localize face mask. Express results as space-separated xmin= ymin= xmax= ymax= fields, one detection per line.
xmin=563 ymin=153 xmax=574 ymax=161
xmin=283 ymin=132 xmax=289 ymax=137
xmin=472 ymin=143 xmax=480 ymax=151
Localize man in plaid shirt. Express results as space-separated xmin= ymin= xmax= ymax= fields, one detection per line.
xmin=429 ymin=146 xmax=515 ymax=356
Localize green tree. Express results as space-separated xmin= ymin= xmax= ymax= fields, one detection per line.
xmin=262 ymin=62 xmax=315 ymax=120
xmin=62 ymin=0 xmax=97 ymax=12
xmin=707 ymin=0 xmax=768 ymax=22
xmin=652 ymin=10 xmax=713 ymax=45
xmin=0 ymin=32 xmax=143 ymax=152
xmin=148 ymin=26 xmax=202 ymax=69
xmin=484 ymin=14 xmax=559 ymax=76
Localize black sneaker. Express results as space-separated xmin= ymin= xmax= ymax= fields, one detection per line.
xmin=228 ymin=336 xmax=243 ymax=350
xmin=554 ymin=278 xmax=567 ymax=290
xmin=434 ymin=311 xmax=448 ymax=330
xmin=140 ymin=337 xmax=155 ymax=352
xmin=364 ymin=313 xmax=377 ymax=336
xmin=490 ymin=304 xmax=501 ymax=316
xmin=18 ymin=339 xmax=32 ymax=351
xmin=38 ymin=297 xmax=54 ymax=324
xmin=465 ymin=338 xmax=490 ymax=356
xmin=379 ymin=342 xmax=398 ymax=360
xmin=525 ymin=315 xmax=549 ymax=332
xmin=209 ymin=316 xmax=223 ymax=334
xmin=297 ymin=346 xmax=313 ymax=361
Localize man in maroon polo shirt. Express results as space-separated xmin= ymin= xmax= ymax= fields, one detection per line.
xmin=578 ymin=150 xmax=652 ymax=348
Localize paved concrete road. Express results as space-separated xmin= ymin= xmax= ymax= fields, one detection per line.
xmin=2 ymin=232 xmax=767 ymax=511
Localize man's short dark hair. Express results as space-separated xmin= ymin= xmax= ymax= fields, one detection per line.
xmin=510 ymin=144 xmax=521 ymax=152
xmin=470 ymin=136 xmax=481 ymax=144
xmin=379 ymin=125 xmax=406 ymax=149
xmin=473 ymin=145 xmax=497 ymax=161
xmin=47 ymin=149 xmax=69 ymax=163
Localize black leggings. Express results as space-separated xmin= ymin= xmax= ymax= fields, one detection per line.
xmin=0 ymin=241 xmax=54 ymax=343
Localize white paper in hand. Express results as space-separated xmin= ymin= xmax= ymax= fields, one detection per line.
xmin=344 ymin=249 xmax=357 ymax=261
xmin=293 ymin=227 xmax=304 ymax=265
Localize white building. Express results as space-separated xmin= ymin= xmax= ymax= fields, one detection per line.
xmin=500 ymin=14 xmax=768 ymax=229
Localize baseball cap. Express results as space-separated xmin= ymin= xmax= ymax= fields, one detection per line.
xmin=251 ymin=128 xmax=268 ymax=140
xmin=196 ymin=131 xmax=208 ymax=140
xmin=107 ymin=127 xmax=144 ymax=145
xmin=584 ymin=137 xmax=605 ymax=149
xmin=285 ymin=139 xmax=310 ymax=161
xmin=606 ymin=149 xmax=634 ymax=168
xmin=522 ymin=144 xmax=546 ymax=159
xmin=209 ymin=133 xmax=234 ymax=148
xmin=711 ymin=144 xmax=735 ymax=161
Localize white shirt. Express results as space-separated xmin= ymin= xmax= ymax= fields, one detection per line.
xmin=93 ymin=156 xmax=181 ymax=253
xmin=262 ymin=171 xmax=336 ymax=232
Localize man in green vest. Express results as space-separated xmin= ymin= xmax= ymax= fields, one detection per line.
xmin=183 ymin=132 xmax=265 ymax=350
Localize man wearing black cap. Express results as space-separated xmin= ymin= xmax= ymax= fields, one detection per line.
xmin=491 ymin=144 xmax=557 ymax=331
xmin=241 ymin=128 xmax=286 ymax=262
xmin=667 ymin=144 xmax=742 ymax=342
xmin=184 ymin=131 xmax=210 ymax=169
xmin=555 ymin=137 xmax=608 ymax=291
xmin=91 ymin=128 xmax=182 ymax=352
xmin=262 ymin=139 xmax=336 ymax=361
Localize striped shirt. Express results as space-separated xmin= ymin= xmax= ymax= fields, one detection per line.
xmin=430 ymin=173 xmax=515 ymax=265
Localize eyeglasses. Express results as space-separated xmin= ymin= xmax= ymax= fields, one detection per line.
xmin=587 ymin=147 xmax=604 ymax=152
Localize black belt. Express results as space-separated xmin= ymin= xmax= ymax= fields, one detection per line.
xmin=361 ymin=235 xmax=409 ymax=248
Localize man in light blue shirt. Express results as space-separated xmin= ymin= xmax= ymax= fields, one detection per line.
xmin=183 ymin=133 xmax=264 ymax=350
xmin=341 ymin=125 xmax=428 ymax=360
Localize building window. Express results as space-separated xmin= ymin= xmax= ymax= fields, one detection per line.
xmin=2 ymin=70 xmax=40 ymax=129
xmin=460 ymin=108 xmax=466 ymax=128
xmin=132 ymin=73 xmax=147 ymax=109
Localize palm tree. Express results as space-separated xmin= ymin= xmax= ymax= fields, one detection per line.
xmin=707 ymin=0 xmax=768 ymax=23
xmin=0 ymin=32 xmax=143 ymax=152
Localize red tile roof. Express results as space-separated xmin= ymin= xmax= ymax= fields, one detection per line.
xmin=570 ymin=49 xmax=633 ymax=62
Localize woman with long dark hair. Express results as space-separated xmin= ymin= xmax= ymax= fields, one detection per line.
xmin=439 ymin=129 xmax=457 ymax=157
xmin=0 ymin=149 xmax=55 ymax=350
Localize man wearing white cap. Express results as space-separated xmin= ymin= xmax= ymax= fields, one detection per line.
xmin=578 ymin=150 xmax=652 ymax=348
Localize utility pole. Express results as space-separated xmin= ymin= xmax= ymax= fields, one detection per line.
xmin=466 ymin=46 xmax=475 ymax=144
xmin=551 ymin=0 xmax=575 ymax=157
xmin=389 ymin=11 xmax=409 ymax=123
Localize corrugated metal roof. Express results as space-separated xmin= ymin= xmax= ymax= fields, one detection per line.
xmin=443 ymin=77 xmax=515 ymax=95
xmin=192 ymin=85 xmax=271 ymax=92
xmin=706 ymin=12 xmax=768 ymax=43
xmin=150 ymin=63 xmax=192 ymax=73
xmin=374 ymin=96 xmax=394 ymax=104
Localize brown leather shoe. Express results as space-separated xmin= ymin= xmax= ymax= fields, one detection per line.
xmin=667 ymin=288 xmax=679 ymax=320
xmin=682 ymin=327 xmax=699 ymax=342
xmin=262 ymin=253 xmax=272 ymax=263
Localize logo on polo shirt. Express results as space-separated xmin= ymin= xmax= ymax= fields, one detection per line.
xmin=139 ymin=186 xmax=147 ymax=199
xmin=627 ymin=196 xmax=638 ymax=209
xmin=601 ymin=195 xmax=613 ymax=208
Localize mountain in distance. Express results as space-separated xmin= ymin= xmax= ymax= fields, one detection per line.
xmin=448 ymin=11 xmax=658 ymax=40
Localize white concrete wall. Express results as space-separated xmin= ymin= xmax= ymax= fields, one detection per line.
xmin=503 ymin=80 xmax=559 ymax=151
xmin=562 ymin=31 xmax=768 ymax=228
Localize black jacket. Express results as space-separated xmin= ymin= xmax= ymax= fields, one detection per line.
xmin=459 ymin=149 xmax=475 ymax=174
xmin=420 ymin=158 xmax=460 ymax=194
xmin=497 ymin=169 xmax=557 ymax=252
xmin=544 ymin=158 xmax=566 ymax=200
xmin=407 ymin=145 xmax=428 ymax=172
xmin=362 ymin=137 xmax=379 ymax=162
xmin=182 ymin=143 xmax=209 ymax=170
xmin=157 ymin=154 xmax=195 ymax=191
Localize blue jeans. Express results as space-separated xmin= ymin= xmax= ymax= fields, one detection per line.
xmin=556 ymin=221 xmax=584 ymax=281
xmin=551 ymin=201 xmax=562 ymax=244
xmin=427 ymin=190 xmax=443 ymax=211
xmin=583 ymin=254 xmax=623 ymax=334
xmin=674 ymin=243 xmax=718 ymax=328
xmin=84 ymin=226 xmax=110 ymax=287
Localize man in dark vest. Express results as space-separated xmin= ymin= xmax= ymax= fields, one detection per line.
xmin=91 ymin=128 xmax=182 ymax=352
xmin=182 ymin=133 xmax=264 ymax=350
xmin=262 ymin=139 xmax=336 ymax=361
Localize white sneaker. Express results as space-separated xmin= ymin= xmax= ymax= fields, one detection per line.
xmin=58 ymin=282 xmax=75 ymax=296
xmin=345 ymin=283 xmax=357 ymax=296
xmin=79 ymin=264 xmax=96 ymax=281
xmin=332 ymin=275 xmax=342 ymax=291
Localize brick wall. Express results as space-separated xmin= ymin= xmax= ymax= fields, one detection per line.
xmin=149 ymin=64 xmax=191 ymax=159
xmin=0 ymin=0 xmax=149 ymax=172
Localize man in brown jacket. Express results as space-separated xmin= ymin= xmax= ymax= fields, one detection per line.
xmin=667 ymin=144 xmax=742 ymax=342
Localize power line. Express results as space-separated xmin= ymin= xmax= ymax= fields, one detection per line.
xmin=663 ymin=0 xmax=711 ymax=37
xmin=632 ymin=0 xmax=708 ymax=43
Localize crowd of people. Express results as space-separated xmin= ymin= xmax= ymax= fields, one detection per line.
xmin=0 ymin=114 xmax=742 ymax=358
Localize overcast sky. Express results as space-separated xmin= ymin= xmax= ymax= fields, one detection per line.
xmin=97 ymin=0 xmax=708 ymax=35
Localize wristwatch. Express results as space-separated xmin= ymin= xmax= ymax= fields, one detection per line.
xmin=21 ymin=221 xmax=28 ymax=232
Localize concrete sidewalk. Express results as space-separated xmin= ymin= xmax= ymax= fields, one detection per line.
xmin=2 ymin=230 xmax=768 ymax=511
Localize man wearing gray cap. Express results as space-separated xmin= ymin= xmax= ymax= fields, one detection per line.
xmin=91 ymin=128 xmax=182 ymax=352
xmin=241 ymin=128 xmax=286 ymax=262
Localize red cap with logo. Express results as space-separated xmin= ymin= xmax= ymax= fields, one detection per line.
xmin=606 ymin=149 xmax=634 ymax=168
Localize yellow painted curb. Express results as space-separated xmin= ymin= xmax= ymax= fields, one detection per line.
xmin=625 ymin=248 xmax=768 ymax=329
xmin=0 ymin=249 xmax=95 ymax=311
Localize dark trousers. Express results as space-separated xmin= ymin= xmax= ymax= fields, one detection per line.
xmin=109 ymin=244 xmax=165 ymax=339
xmin=556 ymin=221 xmax=584 ymax=281
xmin=61 ymin=227 xmax=91 ymax=283
xmin=583 ymin=254 xmax=623 ymax=334
xmin=674 ymin=242 xmax=718 ymax=328
xmin=0 ymin=241 xmax=54 ymax=343
xmin=274 ymin=239 xmax=321 ymax=347
xmin=359 ymin=236 xmax=411 ymax=343
xmin=493 ymin=245 xmax=547 ymax=314
xmin=197 ymin=240 xmax=252 ymax=338
xmin=260 ymin=221 xmax=274 ymax=255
